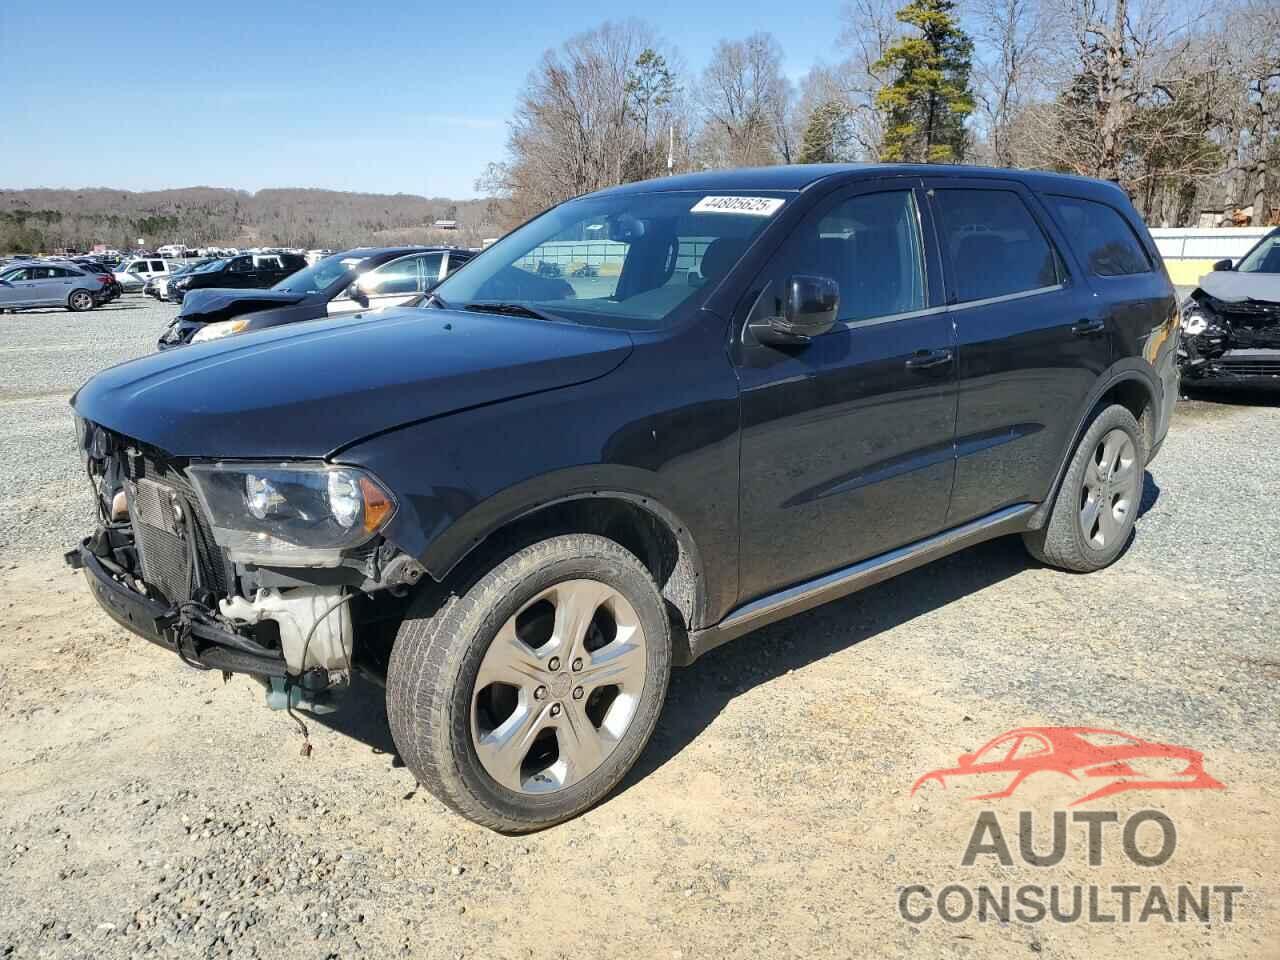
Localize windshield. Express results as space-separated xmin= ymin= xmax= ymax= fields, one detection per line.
xmin=1235 ymin=229 xmax=1280 ymax=273
xmin=193 ymin=259 xmax=227 ymax=274
xmin=172 ymin=259 xmax=212 ymax=276
xmin=429 ymin=191 xmax=788 ymax=330
xmin=272 ymin=254 xmax=365 ymax=293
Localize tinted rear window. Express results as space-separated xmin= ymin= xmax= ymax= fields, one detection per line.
xmin=1045 ymin=195 xmax=1152 ymax=277
xmin=933 ymin=188 xmax=1063 ymax=303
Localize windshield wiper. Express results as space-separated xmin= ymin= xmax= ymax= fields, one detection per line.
xmin=463 ymin=301 xmax=561 ymax=322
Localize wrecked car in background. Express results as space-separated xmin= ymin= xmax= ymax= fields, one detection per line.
xmin=1180 ymin=227 xmax=1280 ymax=384
xmin=157 ymin=246 xmax=474 ymax=349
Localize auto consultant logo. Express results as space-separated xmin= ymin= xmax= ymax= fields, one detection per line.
xmin=910 ymin=726 xmax=1225 ymax=806
xmin=899 ymin=727 xmax=1241 ymax=926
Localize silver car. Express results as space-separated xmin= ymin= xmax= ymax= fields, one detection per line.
xmin=0 ymin=261 xmax=102 ymax=312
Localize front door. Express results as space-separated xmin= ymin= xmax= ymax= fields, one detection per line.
xmin=330 ymin=252 xmax=444 ymax=315
xmin=0 ymin=267 xmax=35 ymax=307
xmin=734 ymin=180 xmax=958 ymax=605
xmin=923 ymin=178 xmax=1112 ymax=525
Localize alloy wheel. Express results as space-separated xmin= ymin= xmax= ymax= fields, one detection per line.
xmin=71 ymin=291 xmax=92 ymax=310
xmin=471 ymin=579 xmax=647 ymax=794
xmin=1079 ymin=427 xmax=1140 ymax=549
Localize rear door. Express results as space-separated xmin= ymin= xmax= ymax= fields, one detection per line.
xmin=32 ymin=266 xmax=75 ymax=305
xmin=924 ymin=177 xmax=1109 ymax=525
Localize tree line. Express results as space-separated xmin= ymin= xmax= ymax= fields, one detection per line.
xmin=480 ymin=0 xmax=1280 ymax=229
xmin=0 ymin=187 xmax=503 ymax=255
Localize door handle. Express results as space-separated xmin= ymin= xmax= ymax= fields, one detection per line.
xmin=1072 ymin=318 xmax=1106 ymax=337
xmin=905 ymin=348 xmax=954 ymax=371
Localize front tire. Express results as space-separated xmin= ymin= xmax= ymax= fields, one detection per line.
xmin=387 ymin=534 xmax=672 ymax=832
xmin=1023 ymin=404 xmax=1144 ymax=572
xmin=67 ymin=289 xmax=94 ymax=312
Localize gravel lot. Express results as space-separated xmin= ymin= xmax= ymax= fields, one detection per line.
xmin=1 ymin=294 xmax=1277 ymax=958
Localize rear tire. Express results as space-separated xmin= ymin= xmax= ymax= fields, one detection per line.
xmin=387 ymin=534 xmax=672 ymax=832
xmin=67 ymin=289 xmax=94 ymax=312
xmin=1023 ymin=404 xmax=1144 ymax=572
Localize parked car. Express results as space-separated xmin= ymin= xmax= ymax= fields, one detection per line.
xmin=158 ymin=247 xmax=475 ymax=348
xmin=165 ymin=253 xmax=308 ymax=303
xmin=152 ymin=259 xmax=216 ymax=301
xmin=113 ymin=257 xmax=185 ymax=292
xmin=1179 ymin=226 xmax=1280 ymax=383
xmin=0 ymin=261 xmax=107 ymax=312
xmin=72 ymin=260 xmax=123 ymax=303
xmin=68 ymin=164 xmax=1178 ymax=832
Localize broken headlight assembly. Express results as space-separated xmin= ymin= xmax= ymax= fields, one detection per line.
xmin=187 ymin=462 xmax=395 ymax=568
xmin=1179 ymin=294 xmax=1221 ymax=338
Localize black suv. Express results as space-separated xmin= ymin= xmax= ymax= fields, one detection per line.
xmin=68 ymin=165 xmax=1179 ymax=832
xmin=167 ymin=252 xmax=308 ymax=302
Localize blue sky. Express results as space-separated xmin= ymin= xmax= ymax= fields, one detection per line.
xmin=0 ymin=0 xmax=851 ymax=199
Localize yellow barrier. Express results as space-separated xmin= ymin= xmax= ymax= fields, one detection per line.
xmin=1162 ymin=259 xmax=1218 ymax=286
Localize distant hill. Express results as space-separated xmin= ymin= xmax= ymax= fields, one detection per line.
xmin=0 ymin=186 xmax=503 ymax=254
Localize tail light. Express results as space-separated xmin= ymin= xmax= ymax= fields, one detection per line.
xmin=96 ymin=273 xmax=110 ymax=284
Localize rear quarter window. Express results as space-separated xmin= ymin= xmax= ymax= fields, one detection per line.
xmin=1045 ymin=195 xmax=1153 ymax=277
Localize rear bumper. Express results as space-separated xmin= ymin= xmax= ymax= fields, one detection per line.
xmin=68 ymin=540 xmax=287 ymax=678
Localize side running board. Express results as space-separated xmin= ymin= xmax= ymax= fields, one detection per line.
xmin=683 ymin=502 xmax=1037 ymax=662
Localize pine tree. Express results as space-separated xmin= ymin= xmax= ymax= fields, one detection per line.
xmin=797 ymin=100 xmax=852 ymax=164
xmin=874 ymin=0 xmax=975 ymax=163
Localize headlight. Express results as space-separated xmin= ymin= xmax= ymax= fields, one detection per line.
xmin=190 ymin=318 xmax=250 ymax=343
xmin=187 ymin=462 xmax=395 ymax=567
xmin=1182 ymin=311 xmax=1209 ymax=336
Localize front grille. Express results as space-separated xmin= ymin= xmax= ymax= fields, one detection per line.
xmin=1214 ymin=357 xmax=1280 ymax=377
xmin=124 ymin=452 xmax=232 ymax=603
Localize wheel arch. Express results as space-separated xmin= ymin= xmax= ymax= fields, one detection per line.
xmin=421 ymin=480 xmax=709 ymax=660
xmin=1028 ymin=364 xmax=1158 ymax=530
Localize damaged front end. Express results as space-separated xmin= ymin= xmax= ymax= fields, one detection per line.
xmin=1178 ymin=288 xmax=1280 ymax=383
xmin=66 ymin=419 xmax=424 ymax=710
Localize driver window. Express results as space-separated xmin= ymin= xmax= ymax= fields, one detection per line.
xmin=228 ymin=258 xmax=253 ymax=274
xmin=363 ymin=256 xmax=421 ymax=295
xmin=774 ymin=189 xmax=925 ymax=325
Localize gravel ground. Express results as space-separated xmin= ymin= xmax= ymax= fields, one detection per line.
xmin=0 ymin=295 xmax=1277 ymax=958
xmin=0 ymin=295 xmax=176 ymax=561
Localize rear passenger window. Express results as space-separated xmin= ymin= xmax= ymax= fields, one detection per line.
xmin=1045 ymin=195 xmax=1152 ymax=276
xmin=933 ymin=189 xmax=1063 ymax=304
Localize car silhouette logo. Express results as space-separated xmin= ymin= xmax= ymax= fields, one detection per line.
xmin=910 ymin=727 xmax=1225 ymax=806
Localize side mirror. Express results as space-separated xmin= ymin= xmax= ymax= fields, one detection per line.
xmin=1212 ymin=258 xmax=1233 ymax=271
xmin=346 ymin=282 xmax=369 ymax=308
xmin=751 ymin=275 xmax=839 ymax=346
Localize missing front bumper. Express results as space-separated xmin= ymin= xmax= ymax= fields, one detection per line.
xmin=68 ymin=540 xmax=288 ymax=679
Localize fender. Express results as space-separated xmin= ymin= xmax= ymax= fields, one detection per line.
xmin=1027 ymin=361 xmax=1160 ymax=530
xmin=424 ymin=465 xmax=705 ymax=586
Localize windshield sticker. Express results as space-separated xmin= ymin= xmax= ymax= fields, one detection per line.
xmin=691 ymin=196 xmax=785 ymax=217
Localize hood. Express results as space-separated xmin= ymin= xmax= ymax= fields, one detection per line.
xmin=177 ymin=287 xmax=310 ymax=324
xmin=73 ymin=308 xmax=633 ymax=459
xmin=1197 ymin=270 xmax=1280 ymax=304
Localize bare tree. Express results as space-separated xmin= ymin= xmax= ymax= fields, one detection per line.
xmin=696 ymin=33 xmax=794 ymax=168
xmin=967 ymin=0 xmax=1058 ymax=165
xmin=479 ymin=21 xmax=682 ymax=223
xmin=834 ymin=0 xmax=903 ymax=158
